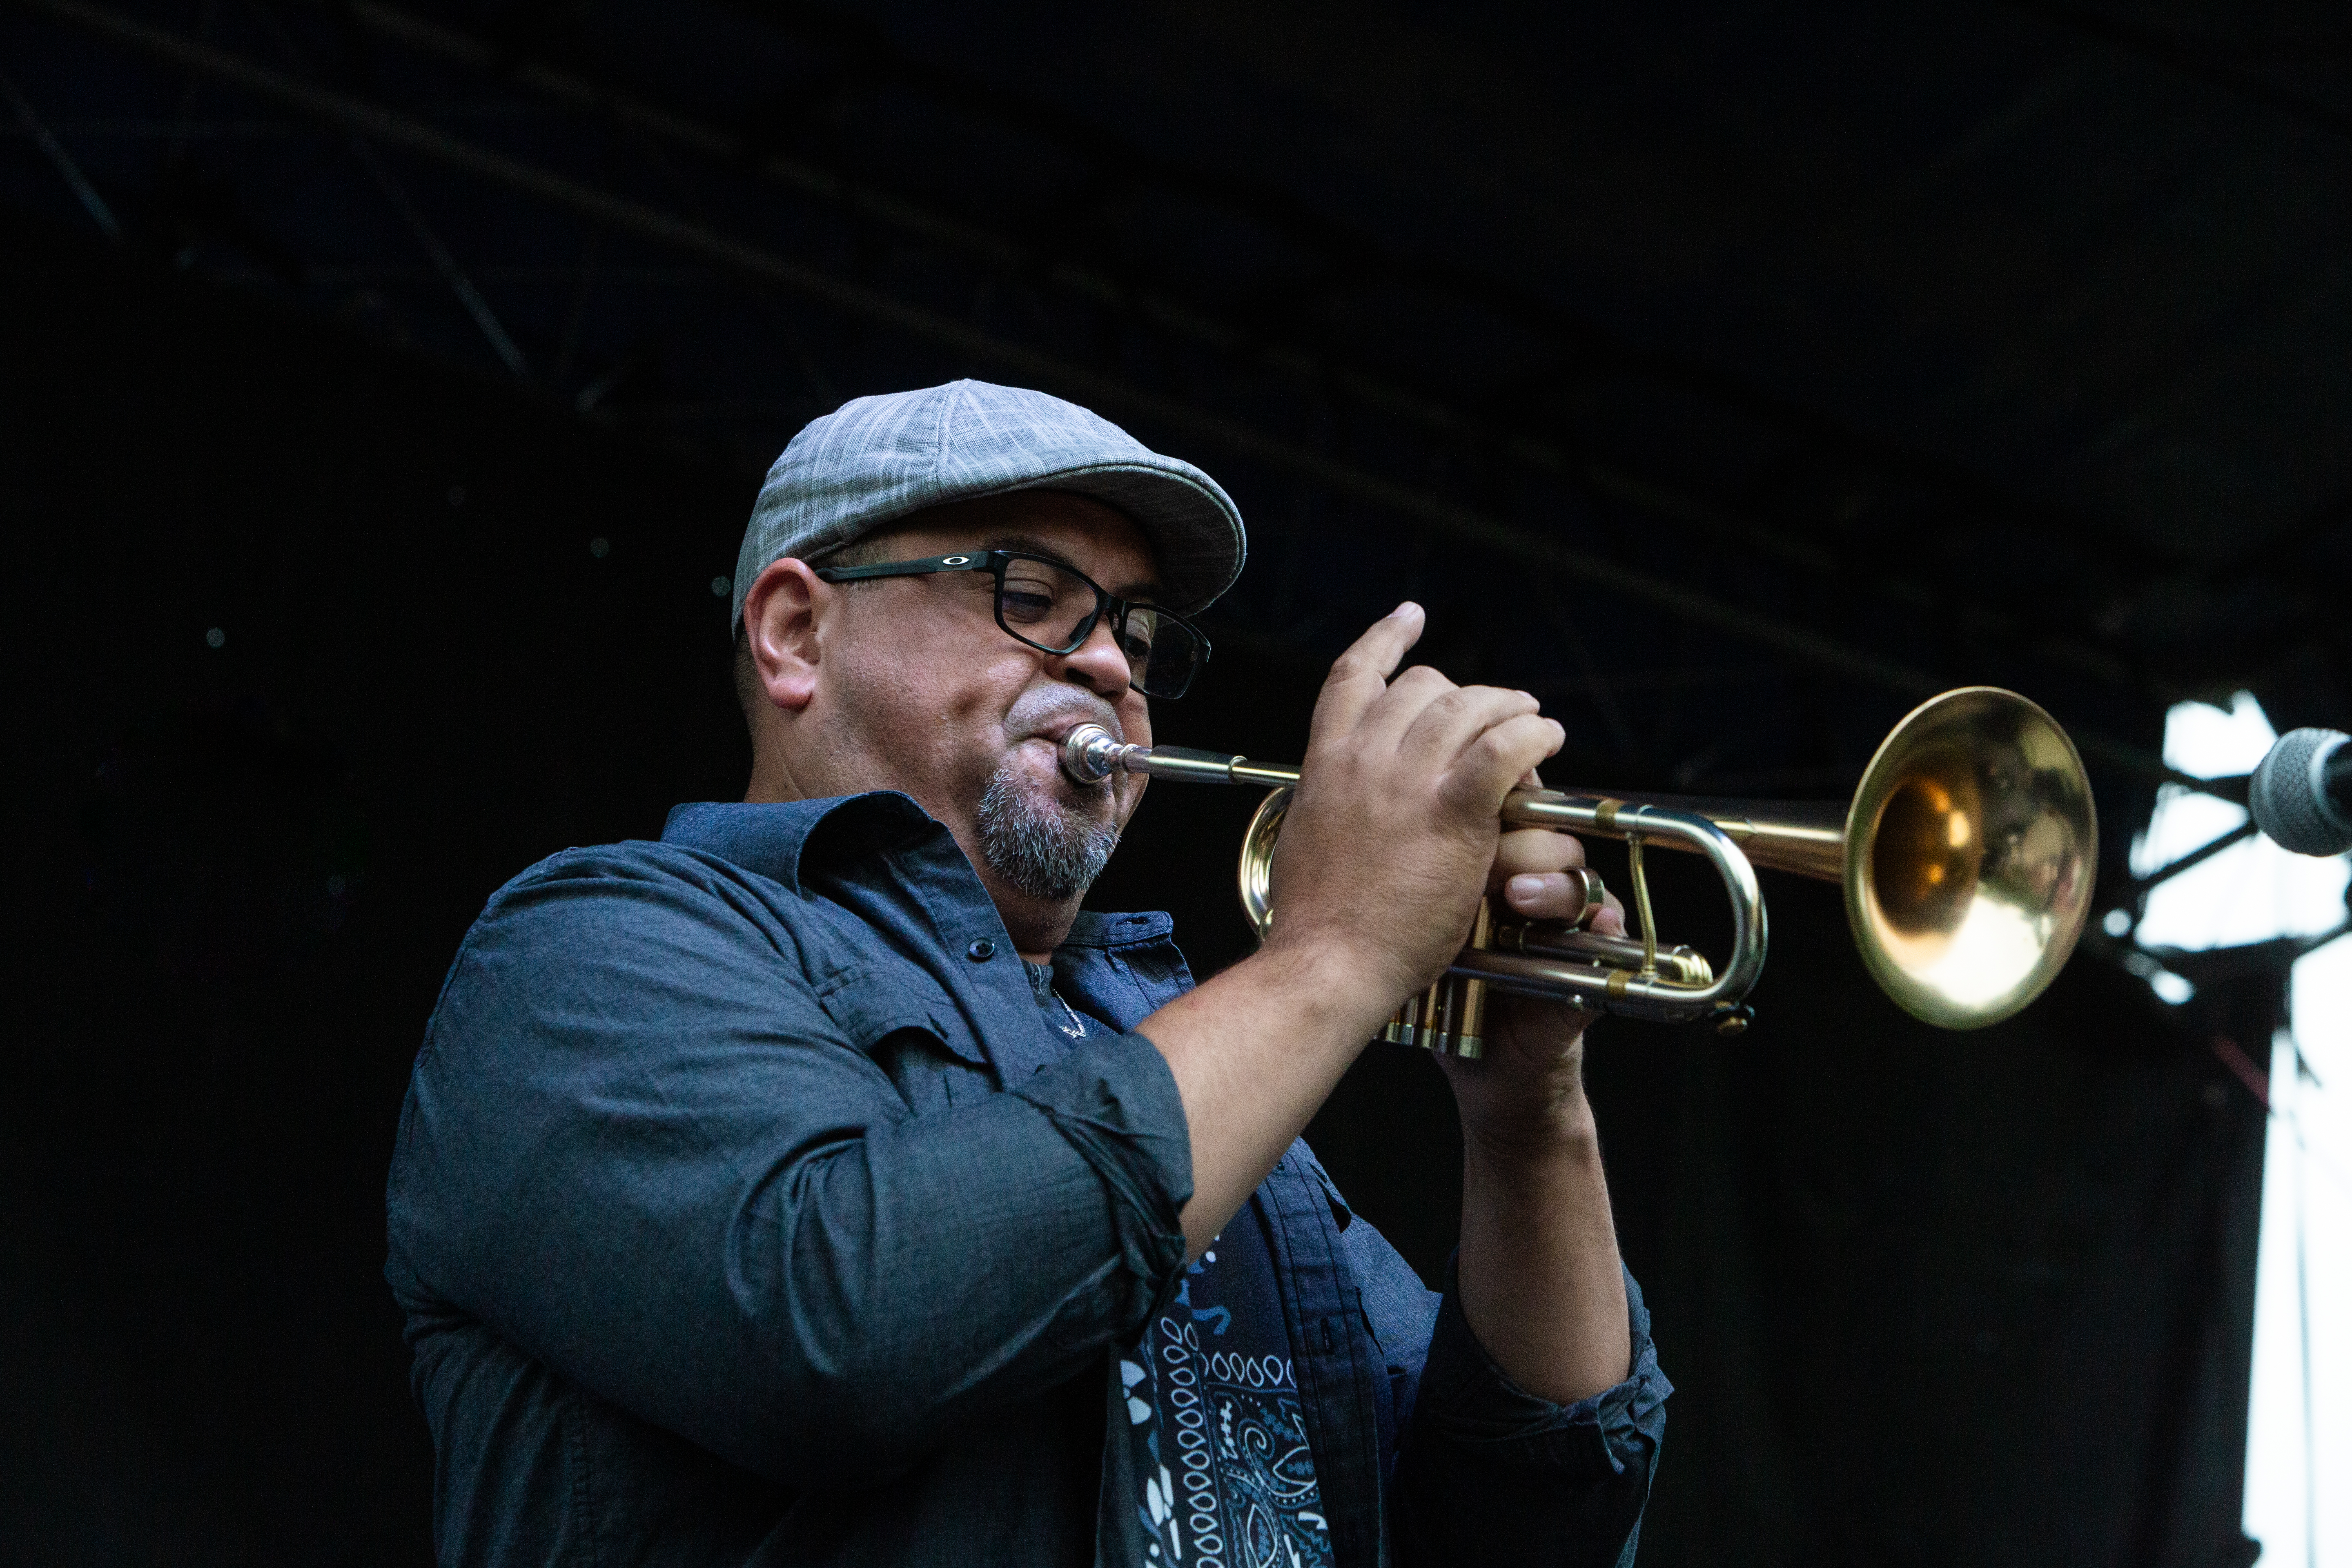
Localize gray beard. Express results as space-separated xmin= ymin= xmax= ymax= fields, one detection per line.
xmin=975 ymin=762 xmax=1120 ymax=902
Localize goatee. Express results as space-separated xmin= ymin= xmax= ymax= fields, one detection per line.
xmin=974 ymin=762 xmax=1120 ymax=901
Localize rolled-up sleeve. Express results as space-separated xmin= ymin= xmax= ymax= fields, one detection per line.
xmin=1392 ymin=1258 xmax=1671 ymax=1566
xmin=1373 ymin=1250 xmax=1675 ymax=1568
xmin=384 ymin=846 xmax=1192 ymax=1488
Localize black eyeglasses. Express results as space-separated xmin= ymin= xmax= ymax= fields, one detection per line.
xmin=813 ymin=549 xmax=1212 ymax=699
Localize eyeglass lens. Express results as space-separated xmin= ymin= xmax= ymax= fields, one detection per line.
xmin=996 ymin=556 xmax=1201 ymax=696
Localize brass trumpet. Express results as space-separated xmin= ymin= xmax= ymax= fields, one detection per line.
xmin=1062 ymin=687 xmax=2097 ymax=1053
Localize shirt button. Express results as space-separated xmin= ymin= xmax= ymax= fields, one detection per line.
xmin=966 ymin=938 xmax=997 ymax=962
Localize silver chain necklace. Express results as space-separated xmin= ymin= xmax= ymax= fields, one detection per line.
xmin=1025 ymin=960 xmax=1088 ymax=1039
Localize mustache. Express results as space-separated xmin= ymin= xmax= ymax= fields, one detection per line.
xmin=1010 ymin=687 xmax=1124 ymax=745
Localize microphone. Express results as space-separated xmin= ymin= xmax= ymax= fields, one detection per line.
xmin=2249 ymin=728 xmax=2352 ymax=856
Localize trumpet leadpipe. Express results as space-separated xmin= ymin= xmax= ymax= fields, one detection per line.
xmin=1060 ymin=725 xmax=1298 ymax=789
xmin=1064 ymin=726 xmax=1825 ymax=864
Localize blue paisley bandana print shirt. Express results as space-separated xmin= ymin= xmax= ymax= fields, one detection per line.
xmin=1124 ymin=1214 xmax=1334 ymax=1568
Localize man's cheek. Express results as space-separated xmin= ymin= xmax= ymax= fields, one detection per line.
xmin=1114 ymin=775 xmax=1148 ymax=828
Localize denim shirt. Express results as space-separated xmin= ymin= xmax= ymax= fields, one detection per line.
xmin=385 ymin=792 xmax=1669 ymax=1567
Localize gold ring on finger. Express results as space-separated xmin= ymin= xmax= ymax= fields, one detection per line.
xmin=1568 ymin=867 xmax=1607 ymax=930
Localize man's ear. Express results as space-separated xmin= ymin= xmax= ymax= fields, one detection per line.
xmin=741 ymin=557 xmax=828 ymax=713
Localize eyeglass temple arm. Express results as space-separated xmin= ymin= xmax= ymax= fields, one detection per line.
xmin=811 ymin=552 xmax=998 ymax=582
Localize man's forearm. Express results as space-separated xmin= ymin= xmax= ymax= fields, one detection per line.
xmin=1137 ymin=940 xmax=1392 ymax=1258
xmin=1454 ymin=1088 xmax=1632 ymax=1404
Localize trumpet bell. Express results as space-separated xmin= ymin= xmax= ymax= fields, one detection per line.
xmin=1846 ymin=688 xmax=2097 ymax=1029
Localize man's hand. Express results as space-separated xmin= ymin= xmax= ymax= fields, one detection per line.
xmin=1434 ymin=806 xmax=1637 ymax=1406
xmin=1257 ymin=603 xmax=1566 ymax=1009
xmin=1437 ymin=806 xmax=1629 ymax=1152
xmin=1135 ymin=602 xmax=1573 ymax=1258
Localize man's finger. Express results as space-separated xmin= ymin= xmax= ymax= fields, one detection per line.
xmin=1501 ymin=870 xmax=1595 ymax=920
xmin=1500 ymin=869 xmax=1624 ymax=931
xmin=1305 ymin=603 xmax=1424 ymax=748
xmin=1492 ymin=828 xmax=1586 ymax=881
xmin=1436 ymin=710 xmax=1564 ymax=816
xmin=1349 ymin=663 xmax=1462 ymax=754
xmin=1391 ymin=682 xmax=1541 ymax=767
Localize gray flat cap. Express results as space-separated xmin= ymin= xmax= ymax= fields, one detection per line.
xmin=731 ymin=380 xmax=1247 ymax=628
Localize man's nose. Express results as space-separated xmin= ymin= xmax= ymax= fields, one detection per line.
xmin=1052 ymin=616 xmax=1134 ymax=696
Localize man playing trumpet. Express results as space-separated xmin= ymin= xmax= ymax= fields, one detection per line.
xmin=387 ymin=380 xmax=1671 ymax=1566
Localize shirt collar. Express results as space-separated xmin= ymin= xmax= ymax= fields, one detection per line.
xmin=659 ymin=793 xmax=937 ymax=895
xmin=1061 ymin=909 xmax=1175 ymax=947
xmin=659 ymin=795 xmax=1176 ymax=950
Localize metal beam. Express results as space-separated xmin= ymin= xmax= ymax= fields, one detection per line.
xmin=0 ymin=61 xmax=121 ymax=238
xmin=11 ymin=0 xmax=2226 ymax=804
xmin=317 ymin=0 xmax=2179 ymax=696
xmin=2004 ymin=0 xmax=2352 ymax=143
xmin=2129 ymin=819 xmax=2259 ymax=901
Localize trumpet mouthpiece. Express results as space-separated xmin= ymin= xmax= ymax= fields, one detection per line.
xmin=1061 ymin=724 xmax=1132 ymax=784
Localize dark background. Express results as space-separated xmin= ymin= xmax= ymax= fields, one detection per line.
xmin=5 ymin=2 xmax=2346 ymax=1563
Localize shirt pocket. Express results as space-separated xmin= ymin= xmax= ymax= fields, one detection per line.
xmin=813 ymin=966 xmax=994 ymax=1115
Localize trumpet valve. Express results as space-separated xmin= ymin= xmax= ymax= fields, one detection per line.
xmin=1380 ymin=899 xmax=1492 ymax=1060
